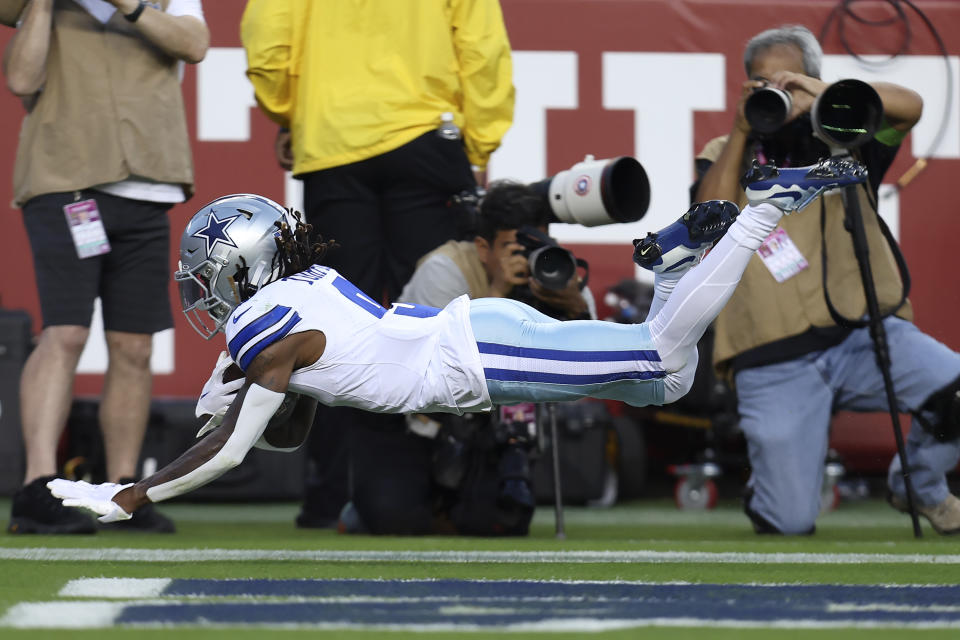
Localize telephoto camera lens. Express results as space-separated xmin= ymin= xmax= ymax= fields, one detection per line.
xmin=528 ymin=245 xmax=577 ymax=290
xmin=745 ymin=86 xmax=793 ymax=134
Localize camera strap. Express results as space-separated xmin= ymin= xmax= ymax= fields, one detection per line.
xmin=819 ymin=188 xmax=911 ymax=329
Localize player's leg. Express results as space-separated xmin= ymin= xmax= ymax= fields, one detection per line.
xmin=634 ymin=199 xmax=741 ymax=321
xmin=642 ymin=156 xmax=869 ymax=383
xmin=469 ymin=158 xmax=864 ymax=409
xmin=468 ymin=202 xmax=781 ymax=408
xmin=643 ymin=201 xmax=781 ymax=374
xmin=469 ymin=296 xmax=668 ymax=406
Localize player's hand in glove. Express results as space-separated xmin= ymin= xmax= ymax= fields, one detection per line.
xmin=47 ymin=478 xmax=134 ymax=523
xmin=195 ymin=350 xmax=245 ymax=438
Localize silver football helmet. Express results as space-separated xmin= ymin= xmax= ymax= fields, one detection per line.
xmin=175 ymin=194 xmax=297 ymax=339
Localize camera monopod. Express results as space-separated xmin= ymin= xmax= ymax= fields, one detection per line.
xmin=537 ymin=402 xmax=566 ymax=539
xmin=814 ymin=79 xmax=922 ymax=538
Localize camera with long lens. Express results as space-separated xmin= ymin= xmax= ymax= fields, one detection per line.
xmin=745 ymin=79 xmax=882 ymax=150
xmin=745 ymin=85 xmax=793 ymax=134
xmin=514 ymin=225 xmax=586 ymax=292
xmin=452 ymin=154 xmax=650 ymax=232
xmin=811 ymin=79 xmax=882 ymax=149
xmin=529 ymin=155 xmax=650 ymax=227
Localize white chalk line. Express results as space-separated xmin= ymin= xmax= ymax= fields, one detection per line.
xmin=2 ymin=547 xmax=960 ymax=564
xmin=3 ymin=602 xmax=960 ymax=631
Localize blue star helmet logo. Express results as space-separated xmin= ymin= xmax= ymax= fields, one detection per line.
xmin=192 ymin=210 xmax=241 ymax=255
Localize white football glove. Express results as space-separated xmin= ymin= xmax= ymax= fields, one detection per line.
xmin=47 ymin=478 xmax=134 ymax=523
xmin=195 ymin=351 xmax=244 ymax=439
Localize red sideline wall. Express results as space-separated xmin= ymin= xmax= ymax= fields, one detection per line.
xmin=0 ymin=0 xmax=957 ymax=418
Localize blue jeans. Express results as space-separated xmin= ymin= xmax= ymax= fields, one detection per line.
xmin=736 ymin=317 xmax=960 ymax=534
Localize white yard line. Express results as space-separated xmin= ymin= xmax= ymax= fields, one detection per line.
xmin=2 ymin=547 xmax=960 ymax=564
xmin=60 ymin=578 xmax=172 ymax=598
xmin=0 ymin=602 xmax=126 ymax=629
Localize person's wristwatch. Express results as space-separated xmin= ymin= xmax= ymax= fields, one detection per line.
xmin=124 ymin=0 xmax=147 ymax=23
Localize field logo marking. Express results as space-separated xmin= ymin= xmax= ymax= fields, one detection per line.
xmin=4 ymin=578 xmax=959 ymax=630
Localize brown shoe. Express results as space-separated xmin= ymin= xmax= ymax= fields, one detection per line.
xmin=888 ymin=492 xmax=960 ymax=535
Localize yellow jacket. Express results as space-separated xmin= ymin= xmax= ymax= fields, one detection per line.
xmin=241 ymin=0 xmax=515 ymax=174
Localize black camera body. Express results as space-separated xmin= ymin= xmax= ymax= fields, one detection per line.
xmin=514 ymin=226 xmax=585 ymax=291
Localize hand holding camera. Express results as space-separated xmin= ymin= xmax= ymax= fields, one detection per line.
xmin=488 ymin=240 xmax=530 ymax=298
xmin=744 ymin=71 xmax=827 ymax=134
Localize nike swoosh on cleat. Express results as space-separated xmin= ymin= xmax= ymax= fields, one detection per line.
xmin=638 ymin=245 xmax=656 ymax=256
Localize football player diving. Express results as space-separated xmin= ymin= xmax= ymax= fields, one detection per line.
xmin=47 ymin=159 xmax=865 ymax=521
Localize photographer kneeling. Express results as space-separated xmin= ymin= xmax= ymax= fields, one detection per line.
xmin=696 ymin=24 xmax=960 ymax=535
xmin=340 ymin=181 xmax=595 ymax=536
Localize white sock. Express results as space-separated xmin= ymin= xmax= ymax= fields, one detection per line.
xmin=647 ymin=203 xmax=782 ymax=373
xmin=646 ymin=270 xmax=684 ymax=322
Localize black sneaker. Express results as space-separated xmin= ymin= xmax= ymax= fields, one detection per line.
xmin=8 ymin=475 xmax=97 ymax=534
xmin=99 ymin=478 xmax=176 ymax=533
xmin=633 ymin=200 xmax=740 ymax=273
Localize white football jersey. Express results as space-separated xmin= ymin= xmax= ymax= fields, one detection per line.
xmin=224 ymin=265 xmax=491 ymax=414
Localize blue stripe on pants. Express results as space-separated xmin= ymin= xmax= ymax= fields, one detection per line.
xmin=468 ymin=297 xmax=666 ymax=407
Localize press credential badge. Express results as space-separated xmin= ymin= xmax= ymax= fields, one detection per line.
xmin=64 ymin=199 xmax=111 ymax=259
xmin=757 ymin=228 xmax=808 ymax=282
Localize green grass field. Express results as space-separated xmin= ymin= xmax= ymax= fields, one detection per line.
xmin=1 ymin=496 xmax=958 ymax=638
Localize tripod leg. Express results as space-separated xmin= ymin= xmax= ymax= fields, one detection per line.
xmin=842 ymin=185 xmax=922 ymax=538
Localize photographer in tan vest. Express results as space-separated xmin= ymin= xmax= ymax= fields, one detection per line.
xmin=5 ymin=0 xmax=208 ymax=534
xmin=695 ymin=25 xmax=960 ymax=536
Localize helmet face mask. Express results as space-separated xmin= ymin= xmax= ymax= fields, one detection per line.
xmin=176 ymin=194 xmax=296 ymax=340
xmin=175 ymin=257 xmax=236 ymax=340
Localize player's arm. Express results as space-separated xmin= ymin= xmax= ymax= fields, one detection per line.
xmin=49 ymin=331 xmax=324 ymax=520
xmin=118 ymin=331 xmax=323 ymax=512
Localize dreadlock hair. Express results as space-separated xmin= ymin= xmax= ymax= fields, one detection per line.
xmin=231 ymin=209 xmax=339 ymax=303
xmin=274 ymin=209 xmax=339 ymax=277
